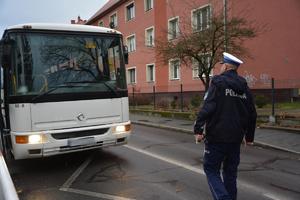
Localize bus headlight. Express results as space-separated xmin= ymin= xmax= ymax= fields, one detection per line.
xmin=113 ymin=124 xmax=131 ymax=134
xmin=29 ymin=135 xmax=43 ymax=144
xmin=16 ymin=134 xmax=48 ymax=144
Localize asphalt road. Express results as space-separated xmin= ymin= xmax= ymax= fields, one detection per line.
xmin=6 ymin=124 xmax=300 ymax=200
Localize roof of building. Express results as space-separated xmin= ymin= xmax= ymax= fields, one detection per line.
xmin=86 ymin=0 xmax=124 ymax=24
xmin=6 ymin=23 xmax=121 ymax=34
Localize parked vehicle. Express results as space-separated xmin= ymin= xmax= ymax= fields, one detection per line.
xmin=0 ymin=23 xmax=131 ymax=159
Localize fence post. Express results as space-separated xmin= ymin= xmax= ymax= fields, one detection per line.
xmin=269 ymin=77 xmax=276 ymax=124
xmin=272 ymin=78 xmax=275 ymax=116
xmin=153 ymin=86 xmax=156 ymax=110
xmin=180 ymin=84 xmax=183 ymax=112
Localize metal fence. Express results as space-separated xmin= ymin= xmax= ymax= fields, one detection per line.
xmin=129 ymin=78 xmax=300 ymax=112
xmin=0 ymin=151 xmax=19 ymax=200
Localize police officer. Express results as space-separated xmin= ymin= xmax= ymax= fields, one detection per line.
xmin=194 ymin=52 xmax=257 ymax=200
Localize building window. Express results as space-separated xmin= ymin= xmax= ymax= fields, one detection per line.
xmin=110 ymin=13 xmax=117 ymax=28
xmin=192 ymin=54 xmax=213 ymax=78
xmin=169 ymin=59 xmax=180 ymax=80
xmin=145 ymin=27 xmax=154 ymax=47
xmin=168 ymin=17 xmax=179 ymax=40
xmin=145 ymin=0 xmax=153 ymax=11
xmin=126 ymin=2 xmax=135 ymax=21
xmin=192 ymin=5 xmax=211 ymax=31
xmin=127 ymin=67 xmax=136 ymax=84
xmin=98 ymin=21 xmax=104 ymax=27
xmin=126 ymin=35 xmax=136 ymax=52
xmin=146 ymin=64 xmax=155 ymax=82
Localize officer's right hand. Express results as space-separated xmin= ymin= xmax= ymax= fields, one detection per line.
xmin=194 ymin=134 xmax=204 ymax=144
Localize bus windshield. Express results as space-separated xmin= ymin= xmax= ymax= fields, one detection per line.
xmin=8 ymin=32 xmax=127 ymax=97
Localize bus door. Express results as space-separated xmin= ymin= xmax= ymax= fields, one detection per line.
xmin=0 ymin=38 xmax=13 ymax=157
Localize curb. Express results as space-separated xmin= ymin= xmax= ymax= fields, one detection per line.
xmin=130 ymin=110 xmax=300 ymax=133
xmin=259 ymin=124 xmax=300 ymax=133
xmin=132 ymin=121 xmax=194 ymax=135
xmin=132 ymin=121 xmax=300 ymax=155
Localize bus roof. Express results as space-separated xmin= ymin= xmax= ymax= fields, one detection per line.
xmin=5 ymin=23 xmax=122 ymax=35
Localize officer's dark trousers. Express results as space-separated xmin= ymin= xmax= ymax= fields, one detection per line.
xmin=203 ymin=142 xmax=240 ymax=200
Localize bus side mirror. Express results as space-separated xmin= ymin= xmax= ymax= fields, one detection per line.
xmin=0 ymin=38 xmax=13 ymax=68
xmin=123 ymin=46 xmax=129 ymax=64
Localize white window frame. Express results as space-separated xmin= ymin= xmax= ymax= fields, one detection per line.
xmin=98 ymin=20 xmax=104 ymax=27
xmin=126 ymin=34 xmax=136 ymax=52
xmin=168 ymin=16 xmax=180 ymax=40
xmin=145 ymin=26 xmax=155 ymax=47
xmin=192 ymin=54 xmax=213 ymax=79
xmin=191 ymin=4 xmax=211 ymax=32
xmin=127 ymin=67 xmax=137 ymax=84
xmin=169 ymin=59 xmax=181 ymax=80
xmin=146 ymin=63 xmax=155 ymax=82
xmin=144 ymin=0 xmax=153 ymax=11
xmin=109 ymin=12 xmax=118 ymax=28
xmin=125 ymin=1 xmax=135 ymax=22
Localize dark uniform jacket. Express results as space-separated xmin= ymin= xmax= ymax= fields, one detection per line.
xmin=194 ymin=70 xmax=257 ymax=143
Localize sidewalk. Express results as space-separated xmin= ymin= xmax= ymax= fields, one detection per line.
xmin=130 ymin=113 xmax=300 ymax=155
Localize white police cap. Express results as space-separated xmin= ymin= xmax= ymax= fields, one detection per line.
xmin=222 ymin=52 xmax=243 ymax=67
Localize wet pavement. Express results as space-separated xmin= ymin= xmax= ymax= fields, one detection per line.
xmin=130 ymin=113 xmax=300 ymax=154
xmin=6 ymin=124 xmax=300 ymax=200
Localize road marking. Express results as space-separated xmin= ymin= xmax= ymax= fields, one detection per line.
xmin=125 ymin=145 xmax=294 ymax=200
xmin=60 ymin=153 xmax=136 ymax=200
xmin=61 ymin=187 xmax=136 ymax=200
xmin=124 ymin=145 xmax=205 ymax=175
xmin=60 ymin=155 xmax=93 ymax=189
xmin=59 ymin=145 xmax=293 ymax=200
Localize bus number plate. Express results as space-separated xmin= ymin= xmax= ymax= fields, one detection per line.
xmin=68 ymin=137 xmax=96 ymax=147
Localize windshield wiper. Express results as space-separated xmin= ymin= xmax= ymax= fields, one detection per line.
xmin=31 ymin=81 xmax=119 ymax=103
xmin=64 ymin=81 xmax=119 ymax=97
xmin=31 ymin=84 xmax=86 ymax=103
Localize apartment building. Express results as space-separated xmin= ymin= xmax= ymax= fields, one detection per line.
xmin=86 ymin=0 xmax=300 ymax=100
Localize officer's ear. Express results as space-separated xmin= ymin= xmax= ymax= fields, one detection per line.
xmin=225 ymin=64 xmax=237 ymax=71
xmin=224 ymin=64 xmax=229 ymax=71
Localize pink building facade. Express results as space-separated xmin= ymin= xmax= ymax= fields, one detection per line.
xmin=86 ymin=0 xmax=300 ymax=99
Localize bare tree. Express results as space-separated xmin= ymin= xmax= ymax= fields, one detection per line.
xmin=156 ymin=2 xmax=261 ymax=91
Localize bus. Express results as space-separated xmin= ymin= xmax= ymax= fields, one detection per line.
xmin=0 ymin=23 xmax=131 ymax=160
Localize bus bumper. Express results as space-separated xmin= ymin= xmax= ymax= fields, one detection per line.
xmin=11 ymin=121 xmax=131 ymax=160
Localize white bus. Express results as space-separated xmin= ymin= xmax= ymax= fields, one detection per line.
xmin=0 ymin=23 xmax=131 ymax=160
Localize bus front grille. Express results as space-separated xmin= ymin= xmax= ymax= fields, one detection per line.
xmin=51 ymin=128 xmax=109 ymax=139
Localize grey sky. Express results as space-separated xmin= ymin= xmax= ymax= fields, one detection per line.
xmin=0 ymin=0 xmax=108 ymax=36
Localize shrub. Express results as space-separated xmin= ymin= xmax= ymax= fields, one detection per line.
xmin=130 ymin=94 xmax=152 ymax=106
xmin=170 ymin=100 xmax=177 ymax=109
xmin=190 ymin=95 xmax=202 ymax=108
xmin=170 ymin=96 xmax=178 ymax=109
xmin=157 ymin=99 xmax=169 ymax=109
xmin=255 ymin=95 xmax=268 ymax=108
xmin=183 ymin=100 xmax=190 ymax=111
